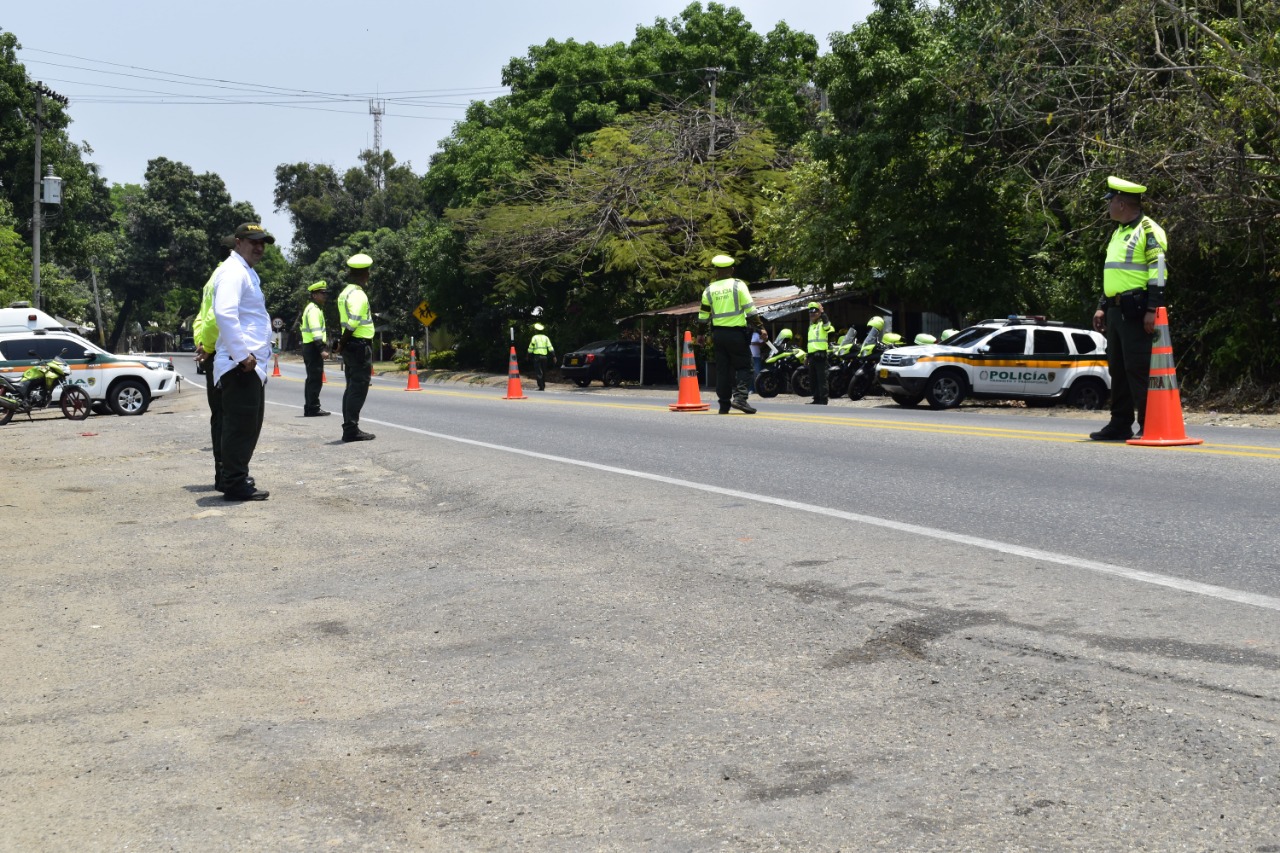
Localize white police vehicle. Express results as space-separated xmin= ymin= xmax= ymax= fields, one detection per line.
xmin=0 ymin=328 xmax=179 ymax=416
xmin=877 ymin=316 xmax=1110 ymax=410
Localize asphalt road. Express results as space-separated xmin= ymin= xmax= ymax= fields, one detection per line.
xmin=2 ymin=360 xmax=1278 ymax=851
xmin=244 ymin=355 xmax=1280 ymax=601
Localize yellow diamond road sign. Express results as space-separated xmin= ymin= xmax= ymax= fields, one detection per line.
xmin=413 ymin=301 xmax=437 ymax=327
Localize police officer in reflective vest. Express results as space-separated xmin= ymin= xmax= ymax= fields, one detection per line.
xmin=1090 ymin=176 xmax=1168 ymax=442
xmin=527 ymin=323 xmax=555 ymax=391
xmin=698 ymin=254 xmax=763 ymax=414
xmin=193 ymin=238 xmax=234 ymax=491
xmin=805 ymin=301 xmax=834 ymax=404
xmin=300 ymin=281 xmax=331 ymax=417
xmin=337 ymin=253 xmax=376 ymax=442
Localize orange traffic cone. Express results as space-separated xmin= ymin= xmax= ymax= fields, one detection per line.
xmin=405 ymin=348 xmax=421 ymax=391
xmin=669 ymin=331 xmax=709 ymax=412
xmin=1127 ymin=307 xmax=1202 ymax=447
xmin=271 ymin=354 xmax=281 ymax=377
xmin=322 ymin=368 xmax=327 ymax=384
xmin=503 ymin=346 xmax=527 ymax=400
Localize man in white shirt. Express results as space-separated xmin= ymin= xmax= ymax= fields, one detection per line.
xmin=213 ymin=222 xmax=274 ymax=501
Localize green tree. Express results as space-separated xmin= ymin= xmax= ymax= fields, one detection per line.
xmin=106 ymin=157 xmax=256 ymax=350
xmin=758 ymin=0 xmax=1027 ymax=322
xmin=945 ymin=0 xmax=1280 ymax=395
xmin=0 ymin=29 xmax=112 ymax=287
xmin=423 ymin=4 xmax=819 ymax=214
xmin=275 ymin=149 xmax=426 ymax=265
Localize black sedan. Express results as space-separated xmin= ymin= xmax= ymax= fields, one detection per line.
xmin=560 ymin=340 xmax=673 ymax=387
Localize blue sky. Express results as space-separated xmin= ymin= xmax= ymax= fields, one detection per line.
xmin=5 ymin=1 xmax=876 ymax=252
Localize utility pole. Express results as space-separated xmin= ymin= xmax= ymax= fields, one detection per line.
xmin=29 ymin=81 xmax=69 ymax=311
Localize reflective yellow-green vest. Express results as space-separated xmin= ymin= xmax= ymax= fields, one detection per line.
xmin=1104 ymin=215 xmax=1168 ymax=307
xmin=698 ymin=278 xmax=756 ymax=327
xmin=300 ymin=301 xmax=327 ymax=345
xmin=338 ymin=284 xmax=374 ymax=340
xmin=192 ymin=267 xmax=220 ymax=352
xmin=528 ymin=333 xmax=553 ymax=356
xmin=807 ymin=319 xmax=834 ymax=352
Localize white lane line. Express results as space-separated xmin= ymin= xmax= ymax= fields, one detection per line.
xmin=355 ymin=415 xmax=1280 ymax=614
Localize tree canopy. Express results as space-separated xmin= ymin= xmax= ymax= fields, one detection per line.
xmin=2 ymin=3 xmax=1277 ymax=401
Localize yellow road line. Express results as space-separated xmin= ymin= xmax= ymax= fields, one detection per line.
xmin=348 ymin=378 xmax=1280 ymax=459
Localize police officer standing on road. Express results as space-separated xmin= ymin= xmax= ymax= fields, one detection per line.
xmin=337 ymin=253 xmax=376 ymax=442
xmin=212 ymin=223 xmax=275 ymax=501
xmin=527 ymin=323 xmax=555 ymax=391
xmin=193 ymin=237 xmax=234 ymax=492
xmin=300 ymin=281 xmax=331 ymax=417
xmin=805 ymin=301 xmax=834 ymax=405
xmin=1090 ymin=176 xmax=1168 ymax=442
xmin=698 ymin=254 xmax=763 ymax=414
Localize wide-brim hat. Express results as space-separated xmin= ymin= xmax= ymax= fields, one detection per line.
xmin=711 ymin=254 xmax=735 ymax=268
xmin=347 ymin=253 xmax=373 ymax=269
xmin=1103 ymin=176 xmax=1146 ymax=199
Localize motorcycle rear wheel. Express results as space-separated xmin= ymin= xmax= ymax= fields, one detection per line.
xmin=754 ymin=371 xmax=781 ymax=398
xmin=0 ymin=393 xmax=16 ymax=425
xmin=60 ymin=386 xmax=92 ymax=421
xmin=829 ymin=370 xmax=850 ymax=399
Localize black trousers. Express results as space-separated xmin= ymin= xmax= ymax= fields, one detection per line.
xmin=218 ymin=368 xmax=265 ymax=492
xmin=531 ymin=355 xmax=549 ymax=389
xmin=204 ymin=351 xmax=223 ymax=488
xmin=808 ymin=350 xmax=830 ymax=402
xmin=1105 ymin=305 xmax=1153 ymax=429
xmin=302 ymin=341 xmax=326 ymax=413
xmin=712 ymin=326 xmax=752 ymax=408
xmin=342 ymin=339 xmax=373 ymax=433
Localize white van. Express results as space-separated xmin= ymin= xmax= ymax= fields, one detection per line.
xmin=0 ymin=305 xmax=78 ymax=334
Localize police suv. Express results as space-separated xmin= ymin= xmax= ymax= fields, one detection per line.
xmin=0 ymin=309 xmax=179 ymax=415
xmin=877 ymin=316 xmax=1110 ymax=410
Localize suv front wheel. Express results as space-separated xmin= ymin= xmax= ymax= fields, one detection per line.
xmin=109 ymin=378 xmax=152 ymax=416
xmin=924 ymin=370 xmax=968 ymax=409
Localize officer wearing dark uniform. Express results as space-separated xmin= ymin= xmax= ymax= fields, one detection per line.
xmin=698 ymin=254 xmax=763 ymax=414
xmin=527 ymin=323 xmax=555 ymax=391
xmin=300 ymin=281 xmax=331 ymax=417
xmin=805 ymin=301 xmax=834 ymax=405
xmin=337 ymin=253 xmax=376 ymax=442
xmin=1090 ymin=176 xmax=1168 ymax=441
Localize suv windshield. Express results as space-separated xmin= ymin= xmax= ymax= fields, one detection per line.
xmin=943 ymin=327 xmax=987 ymax=348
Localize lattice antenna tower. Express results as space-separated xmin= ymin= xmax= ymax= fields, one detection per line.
xmin=368 ymin=98 xmax=386 ymax=190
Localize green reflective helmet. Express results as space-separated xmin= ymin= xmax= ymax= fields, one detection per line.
xmin=883 ymin=332 xmax=903 ymax=345
xmin=776 ymin=328 xmax=793 ymax=341
xmin=867 ymin=316 xmax=885 ymax=331
xmin=914 ymin=333 xmax=937 ymax=346
xmin=940 ymin=328 xmax=959 ymax=342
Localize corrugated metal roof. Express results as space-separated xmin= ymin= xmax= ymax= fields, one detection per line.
xmin=617 ymin=281 xmax=862 ymax=323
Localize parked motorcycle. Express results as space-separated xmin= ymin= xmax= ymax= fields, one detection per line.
xmin=0 ymin=349 xmax=93 ymax=425
xmin=846 ymin=332 xmax=905 ymax=401
xmin=827 ymin=328 xmax=862 ymax=398
xmin=753 ymin=330 xmax=807 ymax=398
